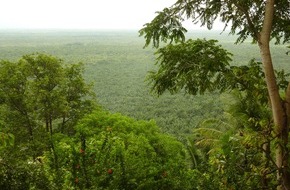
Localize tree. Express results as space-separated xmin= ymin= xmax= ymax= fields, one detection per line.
xmin=0 ymin=53 xmax=95 ymax=170
xmin=43 ymin=109 xmax=194 ymax=189
xmin=0 ymin=53 xmax=96 ymax=189
xmin=139 ymin=0 xmax=290 ymax=189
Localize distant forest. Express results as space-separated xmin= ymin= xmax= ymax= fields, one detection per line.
xmin=0 ymin=30 xmax=288 ymax=137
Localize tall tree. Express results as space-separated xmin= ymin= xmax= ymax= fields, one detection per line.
xmin=0 ymin=53 xmax=95 ymax=157
xmin=139 ymin=0 xmax=290 ymax=189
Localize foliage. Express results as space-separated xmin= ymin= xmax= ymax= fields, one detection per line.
xmin=181 ymin=61 xmax=288 ymax=189
xmin=0 ymin=53 xmax=96 ymax=189
xmin=0 ymin=53 xmax=95 ymax=136
xmin=147 ymin=37 xmax=288 ymax=103
xmin=139 ymin=0 xmax=290 ymax=188
xmin=139 ymin=7 xmax=187 ymax=48
xmin=0 ymin=158 xmax=51 ymax=190
xmin=148 ymin=38 xmax=232 ymax=95
xmin=43 ymin=109 xmax=194 ymax=189
xmin=140 ymin=0 xmax=290 ymax=46
xmin=188 ymin=114 xmax=276 ymax=189
xmin=147 ymin=42 xmax=289 ymax=188
xmin=0 ymin=132 xmax=14 ymax=147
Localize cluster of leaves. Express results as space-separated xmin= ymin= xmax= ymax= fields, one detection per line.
xmin=43 ymin=109 xmax=194 ymax=190
xmin=0 ymin=132 xmax=14 ymax=147
xmin=187 ymin=108 xmax=277 ymax=189
xmin=0 ymin=53 xmax=95 ymax=137
xmin=147 ymin=37 xmax=286 ymax=101
xmin=140 ymin=0 xmax=290 ymax=45
xmin=148 ymin=38 xmax=233 ymax=95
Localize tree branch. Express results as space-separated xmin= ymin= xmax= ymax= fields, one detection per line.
xmin=232 ymin=1 xmax=259 ymax=41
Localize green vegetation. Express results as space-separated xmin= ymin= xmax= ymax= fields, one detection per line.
xmin=0 ymin=27 xmax=289 ymax=189
xmin=0 ymin=30 xmax=288 ymax=138
xmin=0 ymin=52 xmax=192 ymax=189
xmin=47 ymin=109 xmax=192 ymax=189
xmin=140 ymin=0 xmax=290 ymax=189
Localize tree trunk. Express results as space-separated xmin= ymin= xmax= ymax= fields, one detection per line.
xmin=262 ymin=141 xmax=270 ymax=189
xmin=282 ymin=84 xmax=290 ymax=189
xmin=259 ymin=39 xmax=289 ymax=190
xmin=258 ymin=1 xmax=290 ymax=189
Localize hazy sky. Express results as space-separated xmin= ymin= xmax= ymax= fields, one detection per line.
xmin=0 ymin=0 xmax=182 ymax=30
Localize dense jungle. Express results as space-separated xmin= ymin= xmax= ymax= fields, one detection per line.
xmin=0 ymin=29 xmax=289 ymax=189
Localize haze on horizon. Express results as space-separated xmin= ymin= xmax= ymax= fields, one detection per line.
xmin=0 ymin=0 xmax=175 ymax=30
xmin=0 ymin=0 xmax=224 ymax=31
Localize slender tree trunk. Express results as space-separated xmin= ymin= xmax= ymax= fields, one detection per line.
xmin=258 ymin=1 xmax=290 ymax=189
xmin=262 ymin=142 xmax=270 ymax=189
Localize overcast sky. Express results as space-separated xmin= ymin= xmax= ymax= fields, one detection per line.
xmin=0 ymin=0 xmax=183 ymax=30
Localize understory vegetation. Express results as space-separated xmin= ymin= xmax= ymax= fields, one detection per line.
xmin=0 ymin=30 xmax=289 ymax=189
